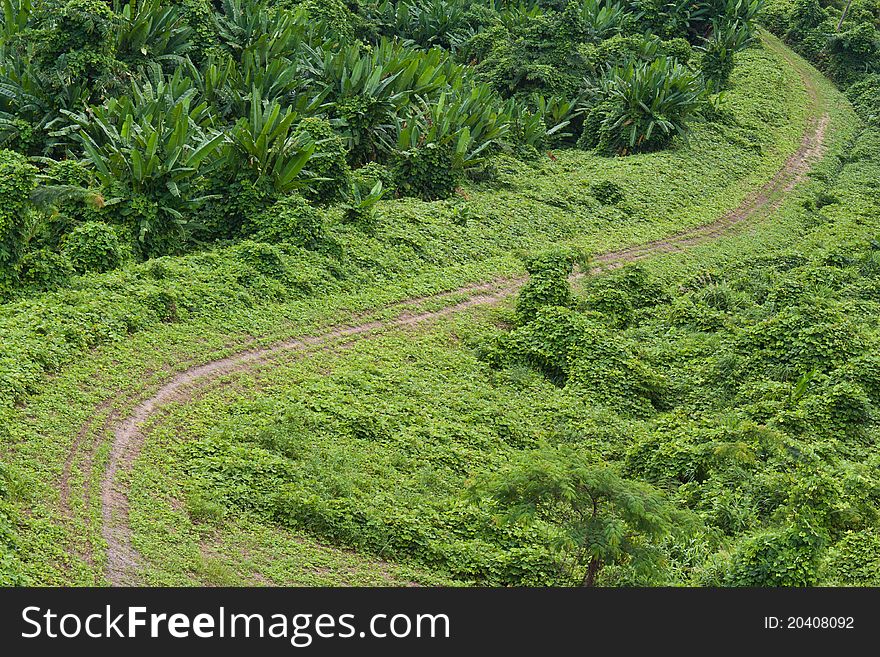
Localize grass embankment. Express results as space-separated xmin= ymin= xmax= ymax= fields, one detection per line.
xmin=124 ymin=62 xmax=878 ymax=586
xmin=0 ymin=37 xmax=849 ymax=585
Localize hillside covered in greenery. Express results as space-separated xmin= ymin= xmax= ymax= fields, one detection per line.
xmin=0 ymin=0 xmax=878 ymax=586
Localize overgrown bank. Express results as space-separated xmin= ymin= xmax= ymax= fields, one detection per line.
xmin=0 ymin=33 xmax=860 ymax=581
xmin=120 ymin=113 xmax=879 ymax=587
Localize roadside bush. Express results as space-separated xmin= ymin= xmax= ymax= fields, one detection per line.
xmin=232 ymin=240 xmax=286 ymax=278
xmin=0 ymin=149 xmax=37 ymax=279
xmin=392 ymin=143 xmax=459 ymax=200
xmin=63 ymin=221 xmax=125 ymax=273
xmin=515 ymin=252 xmax=574 ymax=323
xmin=17 ymin=248 xmax=74 ymax=290
xmin=293 ymin=117 xmax=351 ymax=205
xmin=583 ymin=265 xmax=669 ymax=320
xmin=245 ymin=194 xmax=325 ymax=249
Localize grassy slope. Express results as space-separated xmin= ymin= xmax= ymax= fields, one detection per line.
xmin=0 ymin=37 xmax=848 ymax=585
xmin=123 ymin=43 xmax=872 ymax=587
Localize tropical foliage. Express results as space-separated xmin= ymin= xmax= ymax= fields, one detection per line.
xmin=0 ymin=0 xmax=767 ymax=293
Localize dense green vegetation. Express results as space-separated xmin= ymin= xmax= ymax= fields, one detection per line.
xmin=761 ymin=0 xmax=879 ymax=125
xmin=121 ymin=113 xmax=879 ymax=587
xmin=0 ymin=0 xmax=767 ymax=296
xmin=0 ymin=0 xmax=876 ymax=587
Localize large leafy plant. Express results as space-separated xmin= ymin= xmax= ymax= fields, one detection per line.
xmin=397 ymin=83 xmax=510 ymax=170
xmin=65 ymin=66 xmax=224 ymax=257
xmin=113 ymin=0 xmax=194 ymax=65
xmin=586 ymin=56 xmax=704 ymax=154
xmin=222 ymin=89 xmax=317 ymax=195
xmin=316 ymin=39 xmax=459 ymax=163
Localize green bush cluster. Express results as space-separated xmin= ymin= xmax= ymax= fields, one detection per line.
xmin=244 ymin=194 xmax=325 ymax=248
xmin=63 ymin=221 xmax=126 ymax=274
xmin=473 ymin=129 xmax=880 ymax=585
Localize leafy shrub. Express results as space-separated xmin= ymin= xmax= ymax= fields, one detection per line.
xmin=223 ymin=93 xmax=317 ymax=195
xmin=800 ymin=377 xmax=873 ymax=439
xmin=350 ymin=162 xmax=396 ymax=195
xmin=724 ymin=520 xmax=827 ymax=586
xmin=198 ymin=176 xmax=276 ymax=241
xmin=366 ymin=0 xmax=476 ymax=50
xmin=759 ymin=0 xmax=796 ymax=36
xmin=341 ymin=181 xmax=384 ymax=229
xmin=396 ymin=86 xmax=511 ymax=173
xmin=392 ymin=142 xmax=459 ymax=200
xmin=299 ymin=0 xmax=357 ymax=41
xmin=736 ymin=304 xmax=864 ymax=377
xmin=17 ymin=248 xmax=73 ymax=289
xmin=699 ymin=21 xmax=753 ymax=88
xmin=29 ymin=159 xmax=105 ymax=246
xmin=320 ymin=39 xmax=455 ymax=164
xmin=825 ymin=22 xmax=880 ymax=86
xmin=66 ymin=66 xmax=225 ymax=257
xmin=590 ymin=179 xmax=625 ymax=204
xmin=661 ymin=37 xmax=693 ymax=63
xmin=785 ymin=0 xmax=827 ymax=39
xmin=846 ymin=74 xmax=880 ymax=126
xmin=31 ymin=0 xmax=121 ymax=99
xmin=468 ymin=16 xmax=579 ymax=99
xmin=492 ymin=305 xmax=665 ymax=413
xmin=583 ymin=57 xmax=703 ymax=154
xmin=244 ymin=194 xmax=325 ymax=248
xmin=515 ymin=251 xmax=574 ymax=323
xmin=293 ymin=117 xmax=350 ymax=205
xmin=0 ymin=149 xmax=37 ymax=279
xmin=232 ymin=239 xmax=286 ymax=278
xmin=822 ymin=530 xmax=880 ymax=585
xmin=63 ymin=221 xmax=124 ymax=273
xmin=583 ymin=264 xmax=669 ymax=322
xmin=114 ymin=0 xmax=194 ymax=66
xmin=477 ymin=445 xmax=678 ymax=586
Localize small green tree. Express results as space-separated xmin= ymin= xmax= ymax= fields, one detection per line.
xmin=477 ymin=446 xmax=680 ymax=586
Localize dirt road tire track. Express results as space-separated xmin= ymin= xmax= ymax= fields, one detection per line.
xmin=66 ymin=40 xmax=829 ymax=586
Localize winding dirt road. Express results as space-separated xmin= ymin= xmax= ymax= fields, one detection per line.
xmin=63 ymin=42 xmax=830 ymax=586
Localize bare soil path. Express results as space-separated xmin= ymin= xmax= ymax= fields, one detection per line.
xmin=65 ymin=42 xmax=829 ymax=585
